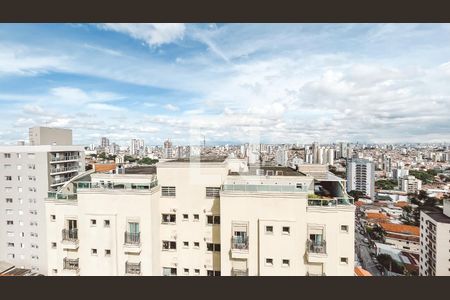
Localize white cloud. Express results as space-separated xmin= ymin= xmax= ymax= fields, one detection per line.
xmin=87 ymin=103 xmax=124 ymax=112
xmin=164 ymin=104 xmax=179 ymax=111
xmin=98 ymin=23 xmax=186 ymax=47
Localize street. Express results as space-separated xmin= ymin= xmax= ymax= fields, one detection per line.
xmin=355 ymin=214 xmax=382 ymax=276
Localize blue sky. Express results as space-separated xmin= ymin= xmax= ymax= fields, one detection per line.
xmin=1 ymin=23 xmax=450 ymax=146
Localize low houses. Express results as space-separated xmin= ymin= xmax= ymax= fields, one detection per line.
xmin=380 ymin=223 xmax=420 ymax=254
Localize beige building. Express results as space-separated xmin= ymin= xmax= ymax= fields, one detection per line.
xmin=29 ymin=126 xmax=73 ymax=146
xmin=400 ymin=175 xmax=422 ymax=194
xmin=44 ymin=158 xmax=355 ymax=276
xmin=419 ymin=199 xmax=450 ymax=276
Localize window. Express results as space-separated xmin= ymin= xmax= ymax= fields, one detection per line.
xmin=207 ymin=215 xmax=220 ymax=225
xmin=104 ymin=220 xmax=110 ymax=227
xmin=205 ymin=187 xmax=220 ymax=198
xmin=27 ymin=153 xmax=35 ymax=159
xmin=162 ymin=267 xmax=177 ymax=276
xmin=5 ymin=209 xmax=13 ymax=215
xmin=49 ymin=214 xmax=56 ymax=222
xmin=7 ymin=231 xmax=14 ymax=237
xmin=193 ymin=214 xmax=199 ymax=221
xmin=51 ymin=242 xmax=57 ymax=249
xmin=7 ymin=242 xmax=14 ymax=247
xmin=183 ymin=241 xmax=189 ymax=248
xmin=5 ymin=176 xmax=12 ymax=181
xmin=265 ymin=226 xmax=273 ymax=234
xmin=7 ymin=253 xmax=15 ymax=259
xmin=282 ymin=259 xmax=290 ymax=267
xmin=4 ymin=164 xmax=11 ymax=169
xmin=162 ymin=214 xmax=176 ymax=224
xmin=183 ymin=268 xmax=189 ymax=275
xmin=4 ymin=153 xmax=11 ymax=158
xmin=182 ymin=214 xmax=189 ymax=221
xmin=206 ymin=243 xmax=221 ymax=252
xmin=7 ymin=220 xmax=13 ymax=225
xmin=282 ymin=226 xmax=290 ymax=235
xmin=161 ymin=186 xmax=176 ymax=197
xmin=17 ymin=165 xmax=22 ymax=170
xmin=17 ymin=176 xmax=22 ymax=182
xmin=28 ymin=164 xmax=35 ymax=170
xmin=340 ymin=225 xmax=349 ymax=232
xmin=28 ymin=176 xmax=36 ymax=181
xmin=18 ymin=187 xmax=23 ymax=193
xmin=296 ymin=183 xmax=303 ymax=189
xmin=105 ymin=249 xmax=111 ymax=256
xmin=91 ymin=248 xmax=98 ymax=255
xmin=207 ymin=270 xmax=221 ymax=276
xmin=4 ymin=187 xmax=12 ymax=193
xmin=194 ymin=269 xmax=200 ymax=275
xmin=194 ymin=242 xmax=200 ymax=248
xmin=6 ymin=198 xmax=13 ymax=203
xmin=340 ymin=257 xmax=348 ymax=264
xmin=265 ymin=258 xmax=273 ymax=266
xmin=162 ymin=240 xmax=177 ymax=250
xmin=90 ymin=219 xmax=97 ymax=226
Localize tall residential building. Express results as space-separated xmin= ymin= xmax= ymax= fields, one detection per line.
xmin=339 ymin=142 xmax=347 ymax=159
xmin=393 ymin=168 xmax=409 ymax=180
xmin=163 ymin=139 xmax=173 ymax=159
xmin=275 ymin=149 xmax=288 ymax=167
xmin=44 ymin=158 xmax=355 ymax=276
xmin=311 ymin=142 xmax=319 ymax=164
xmin=130 ymin=139 xmax=145 ymax=156
xmin=346 ymin=158 xmax=375 ymax=199
xmin=0 ymin=127 xmax=85 ymax=274
xmin=400 ymin=175 xmax=422 ymax=194
xmin=419 ymin=199 xmax=450 ymax=276
xmin=101 ymin=137 xmax=110 ymax=148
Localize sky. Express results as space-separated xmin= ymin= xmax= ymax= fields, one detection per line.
xmin=1 ymin=23 xmax=450 ymax=146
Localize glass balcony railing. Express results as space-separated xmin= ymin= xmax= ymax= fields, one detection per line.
xmin=222 ymin=184 xmax=307 ymax=193
xmin=51 ymin=155 xmax=79 ymax=162
xmin=77 ymin=181 xmax=158 ymax=191
xmin=63 ymin=258 xmax=79 ymax=270
xmin=48 ymin=192 xmax=77 ymax=200
xmin=231 ymin=236 xmax=249 ymax=250
xmin=307 ymin=196 xmax=354 ymax=207
xmin=50 ymin=166 xmax=80 ymax=174
xmin=306 ymin=239 xmax=327 ymax=254
xmin=125 ymin=262 xmax=141 ymax=275
xmin=62 ymin=228 xmax=78 ymax=242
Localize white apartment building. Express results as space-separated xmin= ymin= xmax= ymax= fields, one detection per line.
xmin=400 ymin=175 xmax=422 ymax=194
xmin=346 ymin=158 xmax=375 ymax=199
xmin=419 ymin=199 xmax=450 ymax=276
xmin=44 ymin=157 xmax=355 ymax=276
xmin=0 ymin=127 xmax=85 ymax=275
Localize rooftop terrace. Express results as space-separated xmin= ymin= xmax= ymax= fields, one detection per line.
xmin=229 ymin=166 xmax=305 ymax=177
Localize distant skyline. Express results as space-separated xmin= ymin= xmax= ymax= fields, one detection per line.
xmin=1 ymin=24 xmax=450 ymax=145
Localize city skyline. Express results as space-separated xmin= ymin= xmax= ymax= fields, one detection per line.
xmin=1 ymin=24 xmax=450 ymax=145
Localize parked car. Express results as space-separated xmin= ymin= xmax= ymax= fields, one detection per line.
xmin=363 ymin=238 xmax=369 ymax=243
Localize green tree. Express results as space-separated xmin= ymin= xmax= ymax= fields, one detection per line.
xmin=138 ymin=157 xmax=159 ymax=165
xmin=348 ymin=190 xmax=365 ymax=201
xmin=376 ymin=254 xmax=405 ymax=274
xmin=375 ymin=179 xmax=398 ymax=190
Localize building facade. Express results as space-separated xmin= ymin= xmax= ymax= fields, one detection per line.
xmin=44 ymin=158 xmax=355 ymax=276
xmin=346 ymin=158 xmax=375 ymax=199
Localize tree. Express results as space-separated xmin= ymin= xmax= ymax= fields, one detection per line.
xmin=376 ymin=254 xmax=405 ymax=274
xmin=348 ymin=190 xmax=365 ymax=201
xmin=138 ymin=157 xmax=159 ymax=165
xmin=124 ymin=155 xmax=137 ymax=163
xmin=98 ymin=152 xmax=107 ymax=160
xmin=375 ymin=179 xmax=398 ymax=190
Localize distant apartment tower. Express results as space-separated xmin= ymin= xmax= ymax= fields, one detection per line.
xmin=346 ymin=158 xmax=374 ymax=199
xmin=393 ymin=168 xmax=409 ymax=180
xmin=0 ymin=127 xmax=85 ymax=275
xmin=275 ymin=149 xmax=288 ymax=167
xmin=419 ymin=199 xmax=450 ymax=276
xmin=130 ymin=139 xmax=145 ymax=156
xmin=163 ymin=139 xmax=173 ymax=159
xmin=400 ymin=175 xmax=422 ymax=194
xmin=101 ymin=137 xmax=110 ymax=148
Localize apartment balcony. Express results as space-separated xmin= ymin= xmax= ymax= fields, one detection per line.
xmin=62 ymin=229 xmax=79 ymax=249
xmin=48 ymin=192 xmax=77 ymax=200
xmin=231 ymin=268 xmax=248 ymax=276
xmin=50 ymin=177 xmax=75 ymax=187
xmin=306 ymin=240 xmax=327 ymax=263
xmin=63 ymin=258 xmax=80 ymax=275
xmin=125 ymin=262 xmax=141 ymax=275
xmin=50 ymin=155 xmax=80 ymax=163
xmin=231 ymin=236 xmax=249 ymax=259
xmin=307 ymin=196 xmax=354 ymax=208
xmin=124 ymin=232 xmax=141 ymax=254
xmin=77 ymin=180 xmax=158 ymax=192
xmin=50 ymin=166 xmax=80 ymax=175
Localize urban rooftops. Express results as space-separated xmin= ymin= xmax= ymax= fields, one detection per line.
xmin=164 ymin=156 xmax=228 ymax=163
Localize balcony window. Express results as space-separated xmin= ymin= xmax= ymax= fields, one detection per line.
xmin=126 ymin=262 xmax=141 ymax=275
xmin=63 ymin=258 xmax=79 ymax=270
xmin=162 ymin=267 xmax=177 ymax=276
xmin=125 ymin=222 xmax=140 ymax=245
xmin=162 ymin=240 xmax=176 ymax=250
xmin=161 ymin=186 xmax=176 ymax=197
xmin=206 ymin=215 xmax=220 ymax=225
xmin=162 ymin=214 xmax=176 ymax=224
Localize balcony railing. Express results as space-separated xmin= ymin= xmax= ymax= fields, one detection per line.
xmin=125 ymin=232 xmax=140 ymax=245
xmin=51 ymin=155 xmax=80 ymax=162
xmin=306 ymin=272 xmax=326 ymax=276
xmin=62 ymin=229 xmax=78 ymax=242
xmin=77 ymin=181 xmax=158 ymax=191
xmin=223 ymin=184 xmax=308 ymax=193
xmin=126 ymin=262 xmax=141 ymax=275
xmin=63 ymin=258 xmax=79 ymax=270
xmin=231 ymin=268 xmax=248 ymax=276
xmin=307 ymin=239 xmax=327 ymax=254
xmin=231 ymin=236 xmax=249 ymax=250
xmin=307 ymin=196 xmax=353 ymax=207
xmin=48 ymin=192 xmax=77 ymax=200
xmin=50 ymin=166 xmax=79 ymax=174
xmin=51 ymin=177 xmax=75 ymax=185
